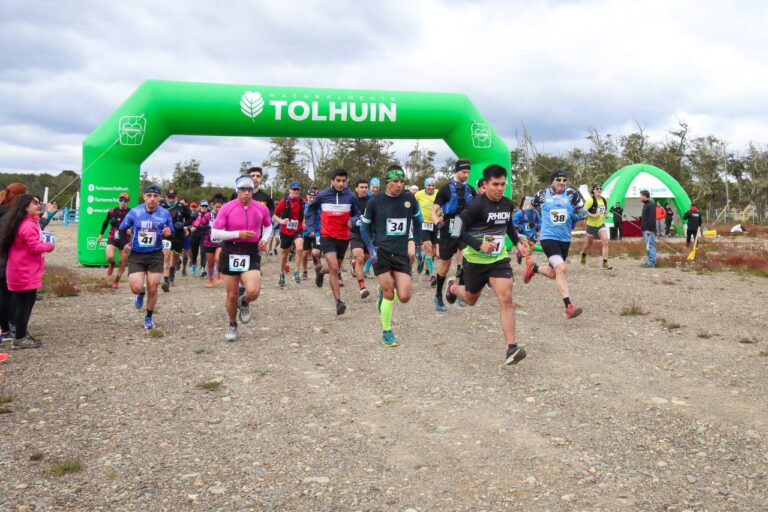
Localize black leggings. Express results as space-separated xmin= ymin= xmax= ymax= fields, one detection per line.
xmin=190 ymin=234 xmax=204 ymax=266
xmin=0 ymin=275 xmax=17 ymax=333
xmin=12 ymin=289 xmax=36 ymax=340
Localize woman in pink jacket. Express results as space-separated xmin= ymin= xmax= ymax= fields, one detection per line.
xmin=0 ymin=194 xmax=55 ymax=349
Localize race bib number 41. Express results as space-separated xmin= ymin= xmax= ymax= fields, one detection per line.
xmin=229 ymin=254 xmax=250 ymax=272
xmin=138 ymin=231 xmax=157 ymax=248
xmin=386 ymin=218 xmax=407 ymax=236
xmin=550 ymin=208 xmax=568 ymax=226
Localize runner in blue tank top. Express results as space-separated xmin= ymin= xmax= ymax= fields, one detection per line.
xmin=118 ymin=184 xmax=174 ymax=330
xmin=522 ymin=170 xmax=586 ymax=320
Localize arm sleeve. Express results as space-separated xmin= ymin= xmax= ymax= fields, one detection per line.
xmin=260 ymin=222 xmax=272 ymax=243
xmin=349 ymin=195 xmax=361 ymax=226
xmin=211 ymin=228 xmax=240 ymax=241
xmin=411 ymin=202 xmax=422 ymax=245
xmin=306 ymin=195 xmax=320 ymax=232
xmin=360 ymin=219 xmax=373 ymax=246
xmin=165 ymin=211 xmax=175 ymax=235
xmin=100 ymin=211 xmax=112 ymax=235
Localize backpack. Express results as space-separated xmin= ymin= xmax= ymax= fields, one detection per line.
xmin=281 ymin=194 xmax=305 ymax=222
xmin=442 ymin=181 xmax=473 ymax=215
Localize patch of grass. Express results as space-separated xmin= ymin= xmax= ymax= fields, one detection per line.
xmin=620 ymin=301 xmax=647 ymax=317
xmin=0 ymin=394 xmax=13 ymax=404
xmin=197 ymin=380 xmax=222 ymax=391
xmin=413 ymin=463 xmax=427 ymax=470
xmin=0 ymin=406 xmax=11 ymax=414
xmin=41 ymin=265 xmax=81 ymax=297
xmin=658 ymin=246 xmax=768 ymax=277
xmin=660 ymin=319 xmax=681 ymax=330
xmin=193 ymin=348 xmax=209 ymax=354
xmin=29 ymin=452 xmax=44 ymax=461
xmin=146 ymin=329 xmax=164 ymax=339
xmin=254 ymin=369 xmax=269 ymax=377
xmin=697 ymin=332 xmax=713 ymax=339
xmin=48 ymin=460 xmax=82 ymax=476
xmin=738 ymin=337 xmax=758 ymax=344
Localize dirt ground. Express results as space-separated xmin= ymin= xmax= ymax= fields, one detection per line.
xmin=1 ymin=226 xmax=767 ymax=511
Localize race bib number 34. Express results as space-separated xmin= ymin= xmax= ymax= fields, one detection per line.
xmin=550 ymin=208 xmax=568 ymax=226
xmin=386 ymin=218 xmax=407 ymax=236
xmin=229 ymin=254 xmax=250 ymax=272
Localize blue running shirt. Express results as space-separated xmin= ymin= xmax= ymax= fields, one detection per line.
xmin=532 ymin=187 xmax=585 ymax=242
xmin=119 ymin=205 xmax=174 ymax=253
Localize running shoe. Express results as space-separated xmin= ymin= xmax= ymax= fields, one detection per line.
xmin=377 ymin=286 xmax=383 ymax=312
xmin=207 ymin=278 xmax=214 ymax=288
xmin=315 ymin=267 xmax=324 ymax=288
xmin=106 ymin=262 xmax=114 ymax=277
xmin=200 ymin=269 xmax=208 ymax=278
xmin=293 ymin=271 xmax=301 ymax=284
xmin=430 ymin=275 xmax=437 ymax=287
xmin=279 ymin=273 xmax=286 ymax=289
xmin=417 ymin=254 xmax=424 ymax=274
xmin=216 ymin=275 xmax=224 ymax=285
xmin=11 ymin=335 xmax=42 ymax=350
xmin=360 ymin=287 xmax=370 ymax=299
xmin=302 ymin=271 xmax=308 ymax=280
xmin=445 ymin=280 xmax=457 ymax=305
xmin=580 ymin=253 xmax=587 ymax=265
xmin=238 ymin=296 xmax=252 ymax=324
xmin=284 ymin=263 xmax=290 ymax=273
xmin=134 ymin=292 xmax=145 ymax=310
xmin=190 ymin=264 xmax=197 ymax=276
xmin=602 ymin=262 xmax=613 ymax=270
xmin=182 ymin=268 xmax=187 ymax=277
xmin=457 ymin=298 xmax=467 ymax=308
xmin=434 ymin=296 xmax=447 ymax=312
xmin=143 ymin=316 xmax=155 ymax=330
xmin=565 ymin=304 xmax=582 ymax=320
xmin=382 ymin=330 xmax=398 ymax=347
xmin=515 ymin=251 xmax=523 ymax=265
xmin=0 ymin=331 xmax=10 ymax=347
xmin=161 ymin=281 xmax=170 ymax=293
xmin=336 ymin=299 xmax=347 ymax=315
xmin=225 ymin=323 xmax=238 ymax=342
xmin=111 ymin=280 xmax=119 ymax=290
xmin=522 ymin=258 xmax=535 ymax=284
xmin=505 ymin=344 xmax=527 ymax=365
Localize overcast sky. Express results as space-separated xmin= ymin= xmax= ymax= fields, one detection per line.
xmin=2 ymin=0 xmax=766 ymax=185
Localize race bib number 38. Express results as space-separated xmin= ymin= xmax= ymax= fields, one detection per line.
xmin=229 ymin=254 xmax=250 ymax=272
xmin=162 ymin=239 xmax=172 ymax=251
xmin=386 ymin=218 xmax=407 ymax=236
xmin=550 ymin=208 xmax=568 ymax=226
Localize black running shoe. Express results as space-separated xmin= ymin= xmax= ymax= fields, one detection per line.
xmin=505 ymin=344 xmax=527 ymax=365
xmin=336 ymin=299 xmax=346 ymax=315
xmin=445 ymin=279 xmax=457 ymax=304
xmin=417 ymin=256 xmax=424 ymax=274
xmin=315 ymin=267 xmax=324 ymax=288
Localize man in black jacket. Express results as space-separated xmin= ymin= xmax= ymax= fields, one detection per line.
xmin=640 ymin=190 xmax=656 ymax=267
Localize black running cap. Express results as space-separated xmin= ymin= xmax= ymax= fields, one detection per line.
xmin=550 ymin=169 xmax=567 ymax=181
xmin=455 ymin=159 xmax=471 ymax=172
xmin=144 ymin=184 xmax=161 ymax=194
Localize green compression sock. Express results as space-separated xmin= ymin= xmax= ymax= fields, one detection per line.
xmin=425 ymin=256 xmax=434 ymax=275
xmin=380 ymin=297 xmax=394 ymax=331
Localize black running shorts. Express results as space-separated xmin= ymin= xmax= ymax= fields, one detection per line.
xmin=219 ymin=242 xmax=262 ymax=276
xmin=320 ymin=237 xmax=349 ymax=260
xmin=373 ymin=251 xmax=411 ymax=277
xmin=127 ymin=251 xmax=164 ymax=275
xmin=463 ymin=258 xmax=513 ymax=294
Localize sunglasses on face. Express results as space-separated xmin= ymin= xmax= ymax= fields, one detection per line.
xmin=553 ymin=178 xmax=567 ymax=183
xmin=119 ymin=198 xmax=129 ymax=203
xmin=238 ymin=187 xmax=254 ymax=192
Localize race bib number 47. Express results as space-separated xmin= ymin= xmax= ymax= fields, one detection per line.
xmin=229 ymin=254 xmax=250 ymax=272
xmin=550 ymin=208 xmax=568 ymax=226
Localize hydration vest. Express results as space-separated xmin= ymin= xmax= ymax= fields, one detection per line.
xmin=442 ymin=181 xmax=473 ymax=215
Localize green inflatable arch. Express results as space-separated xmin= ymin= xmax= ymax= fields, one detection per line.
xmin=602 ymin=163 xmax=692 ymax=226
xmin=79 ymin=79 xmax=510 ymax=265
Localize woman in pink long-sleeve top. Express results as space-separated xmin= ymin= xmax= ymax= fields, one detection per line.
xmin=0 ymin=194 xmax=55 ymax=349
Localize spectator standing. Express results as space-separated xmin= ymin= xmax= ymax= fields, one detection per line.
xmin=0 ymin=194 xmax=55 ymax=348
xmin=655 ymin=202 xmax=666 ymax=236
xmin=641 ymin=191 xmax=657 ymax=267
xmin=665 ymin=204 xmax=674 ymax=236
xmin=683 ymin=204 xmax=703 ymax=246
xmin=610 ymin=202 xmax=623 ymax=240
xmin=0 ymin=183 xmax=28 ymax=343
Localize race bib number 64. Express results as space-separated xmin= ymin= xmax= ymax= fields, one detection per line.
xmin=229 ymin=254 xmax=250 ymax=272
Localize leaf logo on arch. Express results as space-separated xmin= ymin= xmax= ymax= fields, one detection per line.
xmin=240 ymin=91 xmax=265 ymax=122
